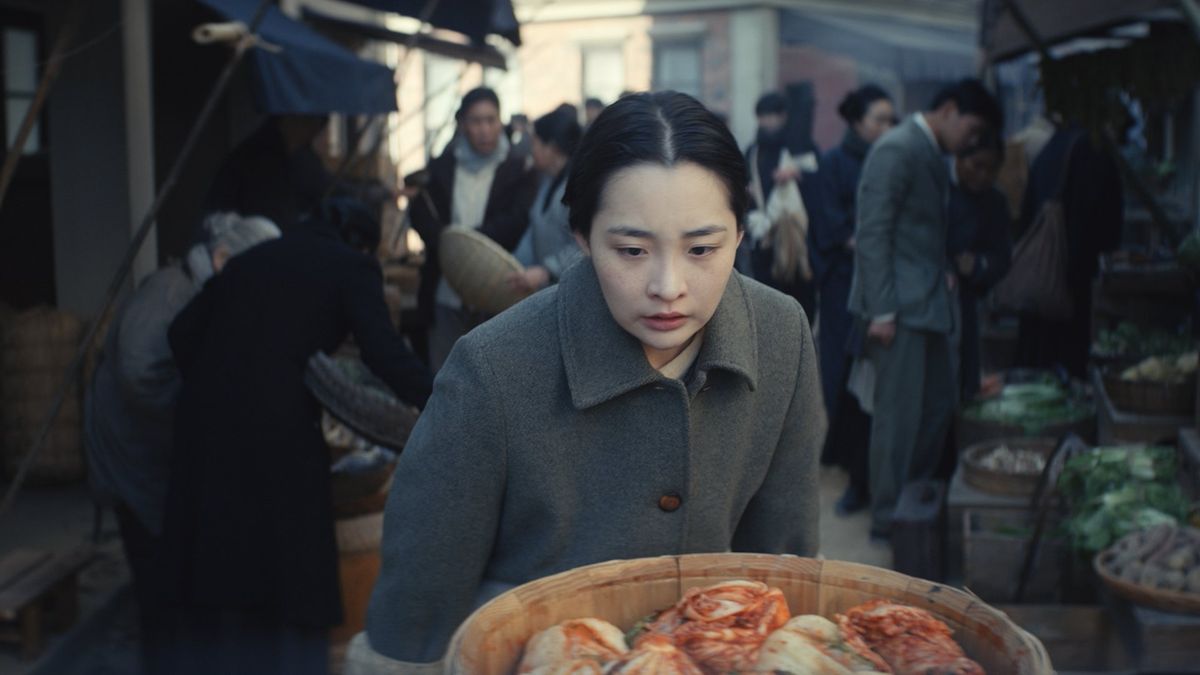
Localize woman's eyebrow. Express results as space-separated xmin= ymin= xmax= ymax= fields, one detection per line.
xmin=606 ymin=225 xmax=654 ymax=238
xmin=684 ymin=225 xmax=728 ymax=238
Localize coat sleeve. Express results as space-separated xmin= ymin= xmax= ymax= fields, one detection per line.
xmin=479 ymin=165 xmax=539 ymax=251
xmin=854 ymin=142 xmax=910 ymax=318
xmin=364 ymin=334 xmax=507 ymax=664
xmin=167 ymin=279 xmax=217 ymax=378
xmin=342 ymin=256 xmax=433 ymax=408
xmin=731 ymin=302 xmax=825 ymax=556
xmin=113 ymin=283 xmax=186 ymax=416
xmin=812 ymin=153 xmax=856 ymax=254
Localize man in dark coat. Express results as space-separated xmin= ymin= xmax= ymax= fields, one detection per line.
xmin=406 ymin=87 xmax=539 ymax=370
xmin=160 ymin=199 xmax=432 ymax=674
xmin=1015 ymin=126 xmax=1123 ymax=377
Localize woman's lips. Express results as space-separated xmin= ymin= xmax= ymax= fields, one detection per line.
xmin=642 ymin=313 xmax=688 ymax=332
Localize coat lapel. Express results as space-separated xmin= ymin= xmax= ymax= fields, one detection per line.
xmin=557 ymin=259 xmax=759 ymax=410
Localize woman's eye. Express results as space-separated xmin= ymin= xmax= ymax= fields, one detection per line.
xmin=617 ymin=247 xmax=646 ymax=257
xmin=689 ymin=245 xmax=717 ymax=256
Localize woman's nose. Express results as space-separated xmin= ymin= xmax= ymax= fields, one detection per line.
xmin=647 ymin=255 xmax=686 ymax=301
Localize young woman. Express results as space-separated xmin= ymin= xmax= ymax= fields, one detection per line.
xmin=349 ymin=92 xmax=826 ymax=672
xmin=509 ymin=104 xmax=584 ymax=293
xmin=812 ymin=84 xmax=894 ymax=515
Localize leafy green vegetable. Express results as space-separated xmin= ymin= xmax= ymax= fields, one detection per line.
xmin=1094 ymin=321 xmax=1194 ymax=359
xmin=1057 ymin=446 xmax=1189 ymax=552
xmin=962 ymin=378 xmax=1092 ymax=433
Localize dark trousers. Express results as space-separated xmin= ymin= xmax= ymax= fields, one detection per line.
xmin=162 ymin=606 xmax=330 ymax=675
xmin=818 ymin=267 xmax=854 ymax=466
xmin=114 ymin=503 xmax=170 ymax=675
xmin=827 ymin=379 xmax=872 ymax=497
xmin=866 ymin=326 xmax=954 ymax=531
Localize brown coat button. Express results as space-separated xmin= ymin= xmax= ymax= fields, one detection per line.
xmin=658 ymin=493 xmax=682 ymax=512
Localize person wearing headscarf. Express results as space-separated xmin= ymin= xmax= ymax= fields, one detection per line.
xmin=407 ymin=87 xmax=539 ymax=371
xmin=84 ymin=211 xmax=281 ymax=674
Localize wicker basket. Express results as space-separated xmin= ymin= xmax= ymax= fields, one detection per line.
xmin=438 ymin=227 xmax=526 ymax=316
xmin=1101 ymin=367 xmax=1196 ymax=416
xmin=445 ymin=553 xmax=1053 ymax=674
xmin=961 ymin=437 xmax=1058 ymax=498
xmin=1094 ymin=551 xmax=1200 ymax=615
xmin=305 ymin=353 xmax=420 ymax=450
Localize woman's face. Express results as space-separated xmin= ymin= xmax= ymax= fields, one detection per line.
xmin=462 ymin=100 xmax=502 ymax=156
xmin=530 ymin=134 xmax=560 ymax=174
xmin=956 ymin=148 xmax=1000 ymax=194
xmin=854 ymin=98 xmax=896 ymax=144
xmin=578 ymin=162 xmax=742 ymax=370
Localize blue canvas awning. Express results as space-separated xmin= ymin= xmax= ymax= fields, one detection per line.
xmin=337 ymin=0 xmax=520 ymax=46
xmin=198 ymin=0 xmax=397 ymax=115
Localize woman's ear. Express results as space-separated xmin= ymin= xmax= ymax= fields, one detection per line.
xmin=573 ymin=231 xmax=591 ymax=256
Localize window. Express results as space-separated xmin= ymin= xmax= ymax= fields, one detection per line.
xmin=3 ymin=26 xmax=41 ymax=154
xmin=581 ymin=44 xmax=624 ymax=105
xmin=653 ymin=40 xmax=702 ymax=99
xmin=423 ymin=53 xmax=460 ymax=159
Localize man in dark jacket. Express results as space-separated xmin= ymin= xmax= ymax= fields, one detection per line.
xmin=407 ymin=87 xmax=538 ymax=370
xmin=159 ymin=199 xmax=432 ymax=675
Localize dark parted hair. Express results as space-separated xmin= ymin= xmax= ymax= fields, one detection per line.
xmin=960 ymin=128 xmax=1007 ymax=163
xmin=837 ymin=84 xmax=892 ymax=124
xmin=319 ymin=197 xmax=381 ymax=253
xmin=584 ymin=97 xmax=605 ymax=110
xmin=930 ymin=78 xmax=1003 ymax=132
xmin=456 ymin=87 xmax=501 ymax=122
xmin=754 ymin=91 xmax=788 ymax=116
xmin=564 ymin=91 xmax=748 ymax=237
xmin=533 ymin=104 xmax=583 ymax=157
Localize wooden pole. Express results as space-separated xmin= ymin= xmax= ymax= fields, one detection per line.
xmin=0 ymin=0 xmax=274 ymax=522
xmin=0 ymin=0 xmax=86 ymax=212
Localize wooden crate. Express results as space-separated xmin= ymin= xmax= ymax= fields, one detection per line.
xmin=1092 ymin=366 xmax=1190 ymax=445
xmin=946 ymin=464 xmax=1035 ymax=581
xmin=1105 ymin=591 xmax=1200 ymax=672
xmin=994 ymin=604 xmax=1133 ymax=672
xmin=963 ymin=510 xmax=1066 ymax=604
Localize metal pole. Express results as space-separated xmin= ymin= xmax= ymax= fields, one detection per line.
xmin=0 ymin=0 xmax=86 ymax=212
xmin=0 ymin=0 xmax=274 ymax=521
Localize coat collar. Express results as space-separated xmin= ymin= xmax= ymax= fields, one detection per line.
xmin=557 ymin=258 xmax=759 ymax=410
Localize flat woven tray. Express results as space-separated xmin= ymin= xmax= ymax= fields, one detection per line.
xmin=439 ymin=226 xmax=526 ymax=315
xmin=304 ymin=352 xmax=419 ymax=450
xmin=1095 ymin=550 xmax=1200 ymax=614
xmin=961 ymin=437 xmax=1058 ymax=498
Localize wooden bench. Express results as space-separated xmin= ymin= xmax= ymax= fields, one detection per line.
xmin=0 ymin=545 xmax=94 ymax=660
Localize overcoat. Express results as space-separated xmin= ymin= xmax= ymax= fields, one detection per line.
xmin=361 ymin=256 xmax=826 ymax=666
xmin=161 ymin=224 xmax=432 ymax=628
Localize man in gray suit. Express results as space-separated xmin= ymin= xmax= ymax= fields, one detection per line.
xmin=849 ymin=79 xmax=1001 ymax=538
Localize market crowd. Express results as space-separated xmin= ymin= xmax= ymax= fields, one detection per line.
xmin=82 ymin=79 xmax=1122 ymax=674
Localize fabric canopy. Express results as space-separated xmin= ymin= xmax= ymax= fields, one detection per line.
xmin=781 ymin=9 xmax=976 ymax=82
xmin=302 ymin=8 xmax=508 ymax=70
xmin=980 ymin=0 xmax=1179 ymax=62
xmin=198 ymin=0 xmax=397 ymax=115
xmin=335 ymin=0 xmax=520 ymax=46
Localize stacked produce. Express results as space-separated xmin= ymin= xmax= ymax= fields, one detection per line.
xmin=1093 ymin=321 xmax=1194 ymax=361
xmin=1057 ymin=446 xmax=1190 ymax=553
xmin=961 ymin=377 xmax=1092 ymax=435
xmin=1119 ymin=351 xmax=1198 ymax=384
xmin=1100 ymin=523 xmax=1200 ymax=594
xmin=974 ymin=444 xmax=1047 ymax=476
xmin=516 ymin=580 xmax=984 ymax=674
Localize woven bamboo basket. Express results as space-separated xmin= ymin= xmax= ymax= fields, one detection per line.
xmin=1101 ymin=367 xmax=1196 ymax=416
xmin=438 ymin=227 xmax=527 ymax=316
xmin=1094 ymin=552 xmax=1200 ymax=615
xmin=305 ymin=353 xmax=420 ymax=450
xmin=445 ymin=553 xmax=1053 ymax=674
xmin=961 ymin=437 xmax=1057 ymax=498
xmin=333 ymin=510 xmax=386 ymax=645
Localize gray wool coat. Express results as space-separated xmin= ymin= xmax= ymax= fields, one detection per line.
xmin=848 ymin=115 xmax=953 ymax=333
xmin=359 ymin=256 xmax=826 ymax=668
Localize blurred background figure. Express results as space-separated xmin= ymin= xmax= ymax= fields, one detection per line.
xmin=948 ymin=131 xmax=1013 ymax=401
xmin=744 ymin=91 xmax=820 ymax=321
xmin=583 ymin=97 xmax=606 ymax=127
xmin=406 ymin=87 xmax=539 ymax=371
xmin=509 ymin=104 xmax=584 ymax=294
xmin=84 ymin=212 xmax=280 ymax=674
xmin=204 ymin=115 xmax=332 ymax=232
xmin=506 ymin=113 xmax=532 ymax=165
xmin=812 ymin=84 xmax=895 ymax=515
xmin=159 ymin=198 xmax=431 ymax=675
